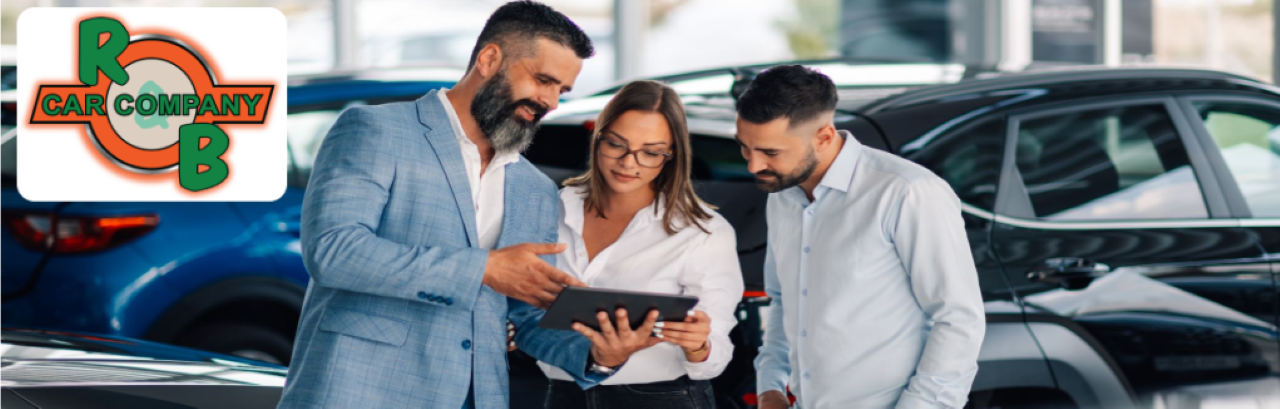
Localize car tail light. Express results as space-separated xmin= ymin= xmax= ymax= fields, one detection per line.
xmin=2 ymin=211 xmax=159 ymax=253
xmin=583 ymin=120 xmax=596 ymax=131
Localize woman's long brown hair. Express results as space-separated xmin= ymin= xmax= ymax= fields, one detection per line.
xmin=563 ymin=80 xmax=714 ymax=235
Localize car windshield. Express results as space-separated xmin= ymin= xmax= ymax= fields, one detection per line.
xmin=2 ymin=105 xmax=15 ymax=185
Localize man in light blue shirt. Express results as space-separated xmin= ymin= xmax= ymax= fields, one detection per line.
xmin=736 ymin=65 xmax=986 ymax=409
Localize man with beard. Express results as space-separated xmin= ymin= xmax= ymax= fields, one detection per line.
xmin=279 ymin=2 xmax=644 ymax=408
xmin=736 ymin=66 xmax=986 ymax=409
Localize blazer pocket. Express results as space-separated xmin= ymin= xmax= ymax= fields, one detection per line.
xmin=319 ymin=308 xmax=411 ymax=346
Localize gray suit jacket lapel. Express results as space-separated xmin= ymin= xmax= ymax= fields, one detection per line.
xmin=416 ymin=90 xmax=479 ymax=247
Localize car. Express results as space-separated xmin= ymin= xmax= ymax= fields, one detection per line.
xmin=1 ymin=45 xmax=16 ymax=92
xmin=0 ymin=327 xmax=286 ymax=408
xmin=525 ymin=65 xmax=1280 ymax=408
xmin=0 ymin=66 xmax=463 ymax=366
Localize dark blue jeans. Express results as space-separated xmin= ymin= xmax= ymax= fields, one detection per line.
xmin=544 ymin=376 xmax=715 ymax=409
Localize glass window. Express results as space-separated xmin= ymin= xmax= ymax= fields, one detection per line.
xmin=690 ymin=136 xmax=751 ymax=182
xmin=287 ymin=109 xmax=343 ymax=188
xmin=1015 ymin=104 xmax=1207 ymax=220
xmin=1192 ymin=101 xmax=1280 ymax=218
xmin=905 ymin=119 xmax=1005 ymax=210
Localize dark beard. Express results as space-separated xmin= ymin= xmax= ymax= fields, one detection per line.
xmin=470 ymin=69 xmax=547 ymax=155
xmin=754 ymin=146 xmax=818 ymax=193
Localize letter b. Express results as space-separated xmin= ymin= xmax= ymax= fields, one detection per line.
xmin=178 ymin=124 xmax=229 ymax=192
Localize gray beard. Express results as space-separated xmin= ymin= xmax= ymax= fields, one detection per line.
xmin=470 ymin=71 xmax=543 ymax=155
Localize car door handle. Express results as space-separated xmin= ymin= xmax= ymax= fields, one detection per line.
xmin=1027 ymin=257 xmax=1111 ymax=290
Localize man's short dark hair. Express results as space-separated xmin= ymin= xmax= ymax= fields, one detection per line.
xmin=736 ymin=65 xmax=838 ymax=127
xmin=467 ymin=1 xmax=594 ymax=70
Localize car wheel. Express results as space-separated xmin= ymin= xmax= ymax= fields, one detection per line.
xmin=176 ymin=322 xmax=293 ymax=365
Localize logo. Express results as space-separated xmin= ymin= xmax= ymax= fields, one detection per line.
xmin=18 ymin=8 xmax=287 ymax=201
xmin=29 ymin=16 xmax=273 ymax=192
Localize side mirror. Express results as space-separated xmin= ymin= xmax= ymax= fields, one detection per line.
xmin=1027 ymin=257 xmax=1110 ymax=290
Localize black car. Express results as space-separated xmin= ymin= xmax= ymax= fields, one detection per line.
xmin=523 ymin=66 xmax=1280 ymax=409
xmin=0 ymin=328 xmax=286 ymax=408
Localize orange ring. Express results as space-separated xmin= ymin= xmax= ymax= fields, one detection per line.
xmin=87 ymin=39 xmax=213 ymax=170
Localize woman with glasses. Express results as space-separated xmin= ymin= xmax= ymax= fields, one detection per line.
xmin=534 ymin=80 xmax=744 ymax=409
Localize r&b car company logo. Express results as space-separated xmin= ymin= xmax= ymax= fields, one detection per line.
xmin=17 ymin=8 xmax=287 ymax=201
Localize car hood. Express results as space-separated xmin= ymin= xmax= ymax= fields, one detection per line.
xmin=1 ymin=359 xmax=286 ymax=387
xmin=0 ymin=328 xmax=286 ymax=387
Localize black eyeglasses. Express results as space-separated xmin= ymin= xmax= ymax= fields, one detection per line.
xmin=598 ymin=134 xmax=672 ymax=168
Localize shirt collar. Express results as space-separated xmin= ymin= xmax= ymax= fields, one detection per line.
xmin=817 ymin=130 xmax=862 ymax=193
xmin=778 ymin=130 xmax=863 ymax=204
xmin=437 ymin=88 xmax=521 ymax=168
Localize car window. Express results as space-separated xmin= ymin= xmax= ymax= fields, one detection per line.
xmin=527 ymin=124 xmax=592 ymax=173
xmin=904 ymin=119 xmax=1005 ymax=210
xmin=2 ymin=131 xmax=15 ymax=184
xmin=2 ymin=103 xmax=14 ymax=184
xmin=1014 ymin=104 xmax=1208 ymax=221
xmin=690 ymin=136 xmax=751 ymax=181
xmin=1191 ymin=100 xmax=1280 ymax=218
xmin=287 ymin=110 xmax=343 ymax=188
xmin=1 ymin=66 xmax=16 ymax=91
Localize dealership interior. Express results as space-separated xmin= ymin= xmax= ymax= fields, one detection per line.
xmin=1 ymin=1 xmax=1279 ymax=408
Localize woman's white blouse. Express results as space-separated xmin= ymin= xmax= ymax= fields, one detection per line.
xmin=538 ymin=185 xmax=745 ymax=384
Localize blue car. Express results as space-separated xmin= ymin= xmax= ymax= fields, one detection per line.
xmin=0 ymin=67 xmax=462 ymax=365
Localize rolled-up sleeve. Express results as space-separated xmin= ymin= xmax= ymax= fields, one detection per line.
xmin=678 ymin=218 xmax=745 ymax=380
xmin=890 ymin=177 xmax=986 ymax=409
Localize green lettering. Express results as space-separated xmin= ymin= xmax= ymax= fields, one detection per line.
xmin=85 ymin=94 xmax=106 ymax=116
xmin=114 ymin=94 xmax=133 ymax=115
xmin=179 ymin=124 xmax=230 ymax=192
xmin=197 ymin=94 xmax=218 ymax=116
xmin=78 ymin=17 xmax=129 ymax=86
xmin=158 ymin=94 xmax=182 ymax=116
xmin=183 ymin=94 xmax=200 ymax=115
xmin=63 ymin=94 xmax=84 ymax=116
xmin=135 ymin=93 xmax=157 ymax=116
xmin=242 ymin=94 xmax=262 ymax=116
xmin=42 ymin=94 xmax=63 ymax=116
xmin=221 ymin=94 xmax=239 ymax=116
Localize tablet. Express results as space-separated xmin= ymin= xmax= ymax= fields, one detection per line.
xmin=539 ymin=287 xmax=699 ymax=332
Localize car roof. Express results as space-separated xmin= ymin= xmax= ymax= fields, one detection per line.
xmin=587 ymin=58 xmax=978 ymax=96
xmin=547 ymin=66 xmax=1280 ymax=142
xmin=862 ymin=66 xmax=1278 ymax=113
xmin=288 ymin=65 xmax=464 ymax=109
xmin=550 ymin=59 xmax=985 ymax=119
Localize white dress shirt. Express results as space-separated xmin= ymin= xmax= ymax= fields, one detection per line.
xmin=437 ymin=90 xmax=519 ymax=250
xmin=754 ymin=131 xmax=986 ymax=409
xmin=539 ymin=185 xmax=745 ymax=384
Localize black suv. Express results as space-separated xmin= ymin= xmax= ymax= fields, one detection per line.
xmin=519 ymin=65 xmax=1280 ymax=409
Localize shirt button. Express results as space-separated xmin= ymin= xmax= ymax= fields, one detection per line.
xmin=802 ymin=289 xmax=808 ymax=296
xmin=417 ymin=292 xmax=428 ymax=299
xmin=803 ymin=372 xmax=811 ymax=380
xmin=461 ymin=340 xmax=472 ymax=350
xmin=801 ymin=330 xmax=807 ymax=337
xmin=803 ymin=247 xmax=810 ymax=254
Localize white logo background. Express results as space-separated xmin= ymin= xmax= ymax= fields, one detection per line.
xmin=17 ymin=8 xmax=288 ymax=201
